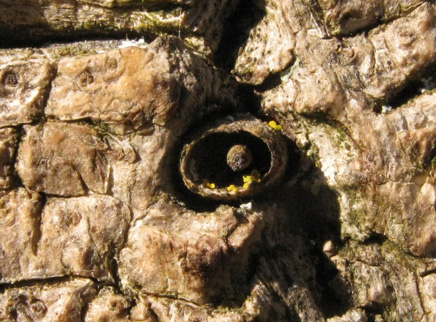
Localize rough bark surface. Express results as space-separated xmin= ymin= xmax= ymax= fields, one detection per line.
xmin=1 ymin=1 xmax=436 ymax=321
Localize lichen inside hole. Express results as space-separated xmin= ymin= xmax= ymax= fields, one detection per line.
xmin=188 ymin=132 xmax=271 ymax=188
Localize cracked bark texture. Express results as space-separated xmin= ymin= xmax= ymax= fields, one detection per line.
xmin=1 ymin=0 xmax=436 ymax=321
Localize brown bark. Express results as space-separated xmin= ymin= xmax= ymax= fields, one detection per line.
xmin=1 ymin=1 xmax=436 ymax=321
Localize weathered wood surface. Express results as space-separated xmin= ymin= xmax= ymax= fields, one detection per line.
xmin=0 ymin=0 xmax=236 ymax=56
xmin=1 ymin=1 xmax=436 ymax=321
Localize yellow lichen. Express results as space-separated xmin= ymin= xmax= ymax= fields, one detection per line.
xmin=242 ymin=170 xmax=261 ymax=184
xmin=203 ymin=179 xmax=216 ymax=189
xmin=268 ymin=120 xmax=282 ymax=131
xmin=243 ymin=170 xmax=262 ymax=189
xmin=227 ymin=184 xmax=238 ymax=193
xmin=243 ymin=175 xmax=253 ymax=185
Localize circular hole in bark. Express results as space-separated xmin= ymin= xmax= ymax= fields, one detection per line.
xmin=2 ymin=71 xmax=18 ymax=87
xmin=186 ymin=132 xmax=271 ymax=189
xmin=29 ymin=299 xmax=47 ymax=318
xmin=106 ymin=57 xmax=118 ymax=70
xmin=77 ymin=70 xmax=94 ymax=88
xmin=178 ymin=115 xmax=289 ymax=202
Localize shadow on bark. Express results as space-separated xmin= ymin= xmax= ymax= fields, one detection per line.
xmin=214 ymin=0 xmax=266 ymax=70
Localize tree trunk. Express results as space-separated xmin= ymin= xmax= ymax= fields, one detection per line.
xmin=1 ymin=1 xmax=436 ymax=321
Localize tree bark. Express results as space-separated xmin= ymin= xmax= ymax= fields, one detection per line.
xmin=1 ymin=1 xmax=436 ymax=321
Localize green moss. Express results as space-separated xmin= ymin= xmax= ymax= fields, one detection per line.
xmin=48 ymin=44 xmax=100 ymax=60
xmin=92 ymin=120 xmax=111 ymax=140
xmin=132 ymin=8 xmax=188 ymax=34
xmin=213 ymin=303 xmax=244 ymax=315
xmin=307 ymin=143 xmax=321 ymax=167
